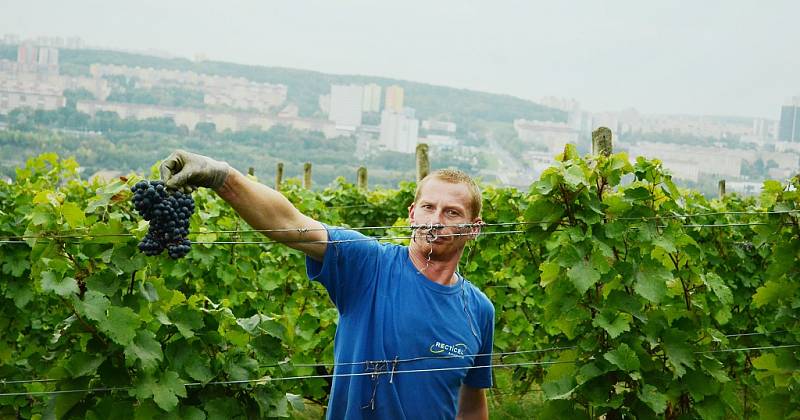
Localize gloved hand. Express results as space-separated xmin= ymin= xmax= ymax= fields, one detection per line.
xmin=160 ymin=150 xmax=230 ymax=192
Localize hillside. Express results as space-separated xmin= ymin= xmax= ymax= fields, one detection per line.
xmin=0 ymin=44 xmax=566 ymax=126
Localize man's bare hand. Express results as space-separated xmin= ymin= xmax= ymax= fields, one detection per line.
xmin=160 ymin=150 xmax=230 ymax=192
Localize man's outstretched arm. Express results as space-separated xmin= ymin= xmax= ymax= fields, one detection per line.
xmin=160 ymin=150 xmax=327 ymax=261
xmin=215 ymin=168 xmax=327 ymax=261
xmin=456 ymin=384 xmax=488 ymax=420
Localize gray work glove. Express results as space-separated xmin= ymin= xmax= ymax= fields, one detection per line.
xmin=160 ymin=150 xmax=230 ymax=192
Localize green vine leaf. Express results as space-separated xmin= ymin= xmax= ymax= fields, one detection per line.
xmin=125 ymin=330 xmax=163 ymax=371
xmin=637 ymin=384 xmax=667 ymax=414
xmin=603 ymin=343 xmax=640 ymax=372
xmin=40 ymin=271 xmax=79 ymax=297
xmin=99 ymin=306 xmax=140 ymax=346
xmin=633 ymin=265 xmax=670 ymax=303
xmin=567 ymin=260 xmax=600 ymax=294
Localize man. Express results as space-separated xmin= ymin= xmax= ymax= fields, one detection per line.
xmin=160 ymin=150 xmax=495 ymax=420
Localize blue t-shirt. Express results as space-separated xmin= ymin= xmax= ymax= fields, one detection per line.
xmin=306 ymin=226 xmax=495 ymax=420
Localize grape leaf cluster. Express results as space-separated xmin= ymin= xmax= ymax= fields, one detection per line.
xmin=131 ymin=180 xmax=195 ymax=259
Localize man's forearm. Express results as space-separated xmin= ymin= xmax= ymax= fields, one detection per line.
xmin=214 ymin=169 xmax=327 ymax=260
xmin=456 ymin=385 xmax=488 ymax=420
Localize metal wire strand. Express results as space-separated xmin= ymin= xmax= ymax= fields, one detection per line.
xmin=3 ymin=340 xmax=796 ymax=388
xmin=3 ymin=218 xmax=796 ymax=245
xmin=0 ymin=359 xmax=574 ymax=397
xmin=1 ymin=208 xmax=797 ymax=242
xmin=0 ymin=229 xmax=529 ymax=245
xmin=285 ymin=345 xmax=579 ymax=368
xmin=0 ymin=221 xmax=536 ymax=241
xmin=695 ymin=343 xmax=800 ymax=354
xmin=4 ymin=339 xmax=800 ymax=398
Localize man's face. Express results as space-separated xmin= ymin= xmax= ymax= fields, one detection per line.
xmin=408 ymin=178 xmax=481 ymax=255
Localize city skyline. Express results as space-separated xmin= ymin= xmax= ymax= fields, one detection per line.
xmin=1 ymin=1 xmax=799 ymax=119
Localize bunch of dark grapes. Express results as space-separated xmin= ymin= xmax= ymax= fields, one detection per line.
xmin=131 ymin=180 xmax=195 ymax=259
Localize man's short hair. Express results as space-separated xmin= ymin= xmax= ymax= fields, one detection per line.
xmin=415 ymin=169 xmax=482 ymax=218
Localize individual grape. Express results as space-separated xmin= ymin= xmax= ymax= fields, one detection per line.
xmin=131 ymin=180 xmax=195 ymax=259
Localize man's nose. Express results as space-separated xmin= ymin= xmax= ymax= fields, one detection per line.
xmin=433 ymin=210 xmax=446 ymax=225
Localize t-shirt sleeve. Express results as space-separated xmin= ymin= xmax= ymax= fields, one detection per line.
xmin=464 ymin=300 xmax=495 ymax=389
xmin=305 ymin=224 xmax=381 ymax=315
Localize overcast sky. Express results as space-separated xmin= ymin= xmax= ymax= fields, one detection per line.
xmin=2 ymin=0 xmax=798 ymax=118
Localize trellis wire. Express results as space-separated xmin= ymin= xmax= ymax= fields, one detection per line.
xmin=282 ymin=333 xmax=796 ymax=369
xmin=4 ymin=340 xmax=800 ymax=398
xmin=1 ymin=219 xmax=795 ymax=246
xmin=283 ymin=345 xmax=578 ymax=368
xmin=694 ymin=343 xmax=800 ymax=354
xmin=1 ymin=208 xmax=797 ymax=242
xmin=0 ymin=359 xmax=575 ymax=397
xmin=2 ymin=341 xmax=797 ymax=392
xmin=0 ymin=229 xmax=527 ymax=245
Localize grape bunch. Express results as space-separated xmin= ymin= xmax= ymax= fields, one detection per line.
xmin=131 ymin=180 xmax=195 ymax=259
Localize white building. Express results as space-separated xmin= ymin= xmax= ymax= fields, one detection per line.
xmin=90 ymin=64 xmax=287 ymax=113
xmin=329 ymin=84 xmax=363 ymax=129
xmin=379 ymin=107 xmax=419 ymax=153
xmin=750 ymin=118 xmax=776 ymax=143
xmin=624 ymin=142 xmax=743 ymax=182
xmin=76 ymin=100 xmax=342 ymax=137
xmin=422 ymin=120 xmax=457 ymax=134
xmin=362 ymin=83 xmax=381 ymax=113
xmin=513 ymin=119 xmax=580 ymax=153
xmin=0 ymin=79 xmax=66 ymax=113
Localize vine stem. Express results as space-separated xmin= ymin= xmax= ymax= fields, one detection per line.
xmin=60 ymin=296 xmax=108 ymax=348
xmin=558 ymin=184 xmax=577 ymax=226
xmin=669 ymin=252 xmax=692 ymax=311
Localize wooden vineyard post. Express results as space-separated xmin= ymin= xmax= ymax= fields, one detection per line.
xmin=303 ymin=162 xmax=312 ymax=189
xmin=416 ymin=143 xmax=430 ymax=182
xmin=718 ymin=180 xmax=726 ymax=198
xmin=275 ymin=162 xmax=284 ymax=191
xmin=357 ymin=166 xmax=368 ymax=190
xmin=592 ymin=127 xmax=613 ymax=156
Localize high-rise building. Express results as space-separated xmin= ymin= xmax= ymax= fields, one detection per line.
xmin=385 ymin=85 xmax=404 ymax=112
xmin=329 ymin=85 xmax=364 ymax=128
xmin=37 ymin=48 xmax=49 ymax=65
xmin=17 ymin=44 xmax=37 ymax=65
xmin=362 ymin=83 xmax=381 ymax=113
xmin=778 ymin=97 xmax=800 ymax=142
xmin=752 ymin=118 xmax=775 ymax=142
xmin=379 ymin=107 xmax=419 ymax=153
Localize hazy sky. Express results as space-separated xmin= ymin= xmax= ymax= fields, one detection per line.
xmin=2 ymin=0 xmax=798 ymax=118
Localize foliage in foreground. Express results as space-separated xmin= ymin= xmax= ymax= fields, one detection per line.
xmin=0 ymin=150 xmax=798 ymax=419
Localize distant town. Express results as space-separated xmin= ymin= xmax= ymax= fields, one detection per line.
xmin=1 ymin=33 xmax=799 ymax=196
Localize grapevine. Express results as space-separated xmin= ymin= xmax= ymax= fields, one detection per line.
xmin=0 ymin=153 xmax=798 ymax=419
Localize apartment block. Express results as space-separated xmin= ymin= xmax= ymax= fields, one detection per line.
xmin=385 ymin=85 xmax=404 ymax=112
xmin=329 ymin=85 xmax=363 ymax=129
xmin=0 ymin=80 xmax=66 ymax=113
xmin=379 ymin=107 xmax=419 ymax=153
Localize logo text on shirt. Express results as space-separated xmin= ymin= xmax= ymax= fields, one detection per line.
xmin=429 ymin=341 xmax=468 ymax=357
